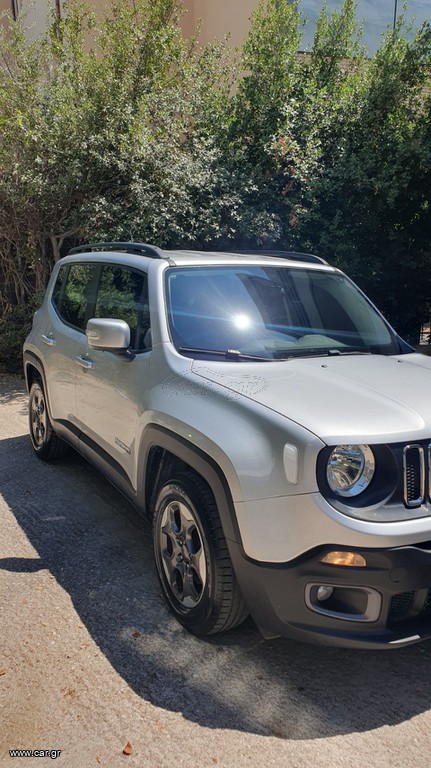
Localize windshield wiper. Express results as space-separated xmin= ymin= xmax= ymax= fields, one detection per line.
xmin=327 ymin=347 xmax=373 ymax=356
xmin=178 ymin=346 xmax=271 ymax=362
xmin=179 ymin=345 xmax=377 ymax=362
xmin=273 ymin=346 xmax=374 ymax=360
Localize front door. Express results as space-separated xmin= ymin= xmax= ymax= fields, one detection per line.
xmin=75 ymin=263 xmax=151 ymax=488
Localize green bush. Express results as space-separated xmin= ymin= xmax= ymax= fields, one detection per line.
xmin=0 ymin=294 xmax=43 ymax=374
xmin=0 ymin=0 xmax=238 ymax=298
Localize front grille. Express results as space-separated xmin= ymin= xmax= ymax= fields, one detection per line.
xmin=403 ymin=444 xmax=429 ymax=508
xmin=388 ymin=588 xmax=431 ymax=625
xmin=389 ymin=591 xmax=416 ymax=621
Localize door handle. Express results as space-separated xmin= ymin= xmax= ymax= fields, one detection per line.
xmin=41 ymin=334 xmax=56 ymax=347
xmin=75 ymin=355 xmax=93 ymax=370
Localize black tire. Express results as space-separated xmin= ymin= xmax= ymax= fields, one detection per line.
xmin=153 ymin=470 xmax=248 ymax=636
xmin=28 ymin=380 xmax=69 ymax=461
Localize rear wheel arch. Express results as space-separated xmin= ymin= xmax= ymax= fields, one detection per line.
xmin=24 ymin=354 xmax=69 ymax=461
xmin=24 ymin=355 xmax=48 ymax=401
xmin=28 ymin=378 xmax=69 ymax=461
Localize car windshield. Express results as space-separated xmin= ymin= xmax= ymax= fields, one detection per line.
xmin=165 ymin=265 xmax=401 ymax=361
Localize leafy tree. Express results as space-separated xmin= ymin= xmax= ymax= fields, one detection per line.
xmin=229 ymin=0 xmax=431 ymax=340
xmin=298 ymin=10 xmax=431 ymax=340
xmin=0 ymin=0 xmax=238 ymax=368
xmin=0 ymin=0 xmax=237 ymax=304
xmin=220 ymin=0 xmax=305 ymax=247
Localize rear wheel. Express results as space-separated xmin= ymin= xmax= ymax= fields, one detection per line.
xmin=28 ymin=380 xmax=69 ymax=461
xmin=153 ymin=471 xmax=248 ymax=635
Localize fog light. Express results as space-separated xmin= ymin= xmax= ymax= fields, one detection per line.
xmin=317 ymin=585 xmax=334 ymax=602
xmin=320 ymin=551 xmax=367 ymax=567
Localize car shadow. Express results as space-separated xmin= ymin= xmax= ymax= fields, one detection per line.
xmin=2 ymin=431 xmax=431 ymax=739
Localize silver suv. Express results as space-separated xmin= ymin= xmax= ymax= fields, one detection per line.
xmin=23 ymin=242 xmax=431 ymax=648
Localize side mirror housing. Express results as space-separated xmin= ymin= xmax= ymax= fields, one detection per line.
xmin=86 ymin=318 xmax=130 ymax=351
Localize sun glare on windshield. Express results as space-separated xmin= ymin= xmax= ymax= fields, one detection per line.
xmin=232 ymin=314 xmax=252 ymax=330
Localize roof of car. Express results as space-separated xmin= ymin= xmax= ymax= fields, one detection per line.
xmin=163 ymin=250 xmax=329 ymax=269
xmin=66 ymin=242 xmax=332 ymax=270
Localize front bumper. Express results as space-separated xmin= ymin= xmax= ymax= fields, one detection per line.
xmin=229 ymin=540 xmax=431 ymax=648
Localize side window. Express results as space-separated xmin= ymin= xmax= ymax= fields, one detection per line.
xmin=51 ymin=265 xmax=68 ymax=310
xmin=95 ymin=265 xmax=150 ymax=351
xmin=58 ymin=264 xmax=97 ymax=331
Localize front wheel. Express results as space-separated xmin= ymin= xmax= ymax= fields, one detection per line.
xmin=153 ymin=471 xmax=248 ymax=635
xmin=28 ymin=380 xmax=69 ymax=461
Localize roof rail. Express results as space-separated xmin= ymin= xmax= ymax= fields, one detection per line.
xmin=67 ymin=241 xmax=165 ymax=259
xmin=233 ymin=249 xmax=327 ymax=265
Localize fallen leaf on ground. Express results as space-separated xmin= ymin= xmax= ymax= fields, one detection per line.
xmin=62 ymin=687 xmax=77 ymax=700
xmin=0 ymin=669 xmax=7 ymax=676
xmin=122 ymin=742 xmax=133 ymax=756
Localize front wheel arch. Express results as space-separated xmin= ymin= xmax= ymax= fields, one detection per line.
xmin=140 ymin=425 xmax=242 ymax=547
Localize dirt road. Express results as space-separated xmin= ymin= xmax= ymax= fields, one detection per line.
xmin=1 ymin=376 xmax=431 ymax=767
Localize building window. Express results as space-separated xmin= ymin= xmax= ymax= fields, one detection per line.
xmin=10 ymin=0 xmax=61 ymax=25
xmin=297 ymin=1 xmax=430 ymax=54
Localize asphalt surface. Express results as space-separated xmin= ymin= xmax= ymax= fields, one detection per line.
xmin=1 ymin=375 xmax=431 ymax=767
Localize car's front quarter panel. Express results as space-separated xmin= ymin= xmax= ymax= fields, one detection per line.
xmin=138 ymin=343 xmax=324 ymax=503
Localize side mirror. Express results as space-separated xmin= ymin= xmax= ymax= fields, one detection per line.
xmin=86 ymin=318 xmax=130 ymax=351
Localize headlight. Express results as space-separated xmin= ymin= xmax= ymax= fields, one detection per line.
xmin=326 ymin=444 xmax=375 ymax=497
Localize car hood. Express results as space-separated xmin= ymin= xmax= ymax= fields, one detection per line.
xmin=191 ymin=353 xmax=431 ymax=444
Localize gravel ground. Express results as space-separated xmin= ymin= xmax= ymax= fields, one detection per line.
xmin=1 ymin=375 xmax=431 ymax=767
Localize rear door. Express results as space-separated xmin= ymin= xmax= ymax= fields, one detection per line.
xmin=43 ymin=262 xmax=98 ymax=433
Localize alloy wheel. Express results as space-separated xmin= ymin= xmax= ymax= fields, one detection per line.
xmin=30 ymin=386 xmax=47 ymax=448
xmin=159 ymin=499 xmax=207 ymax=608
